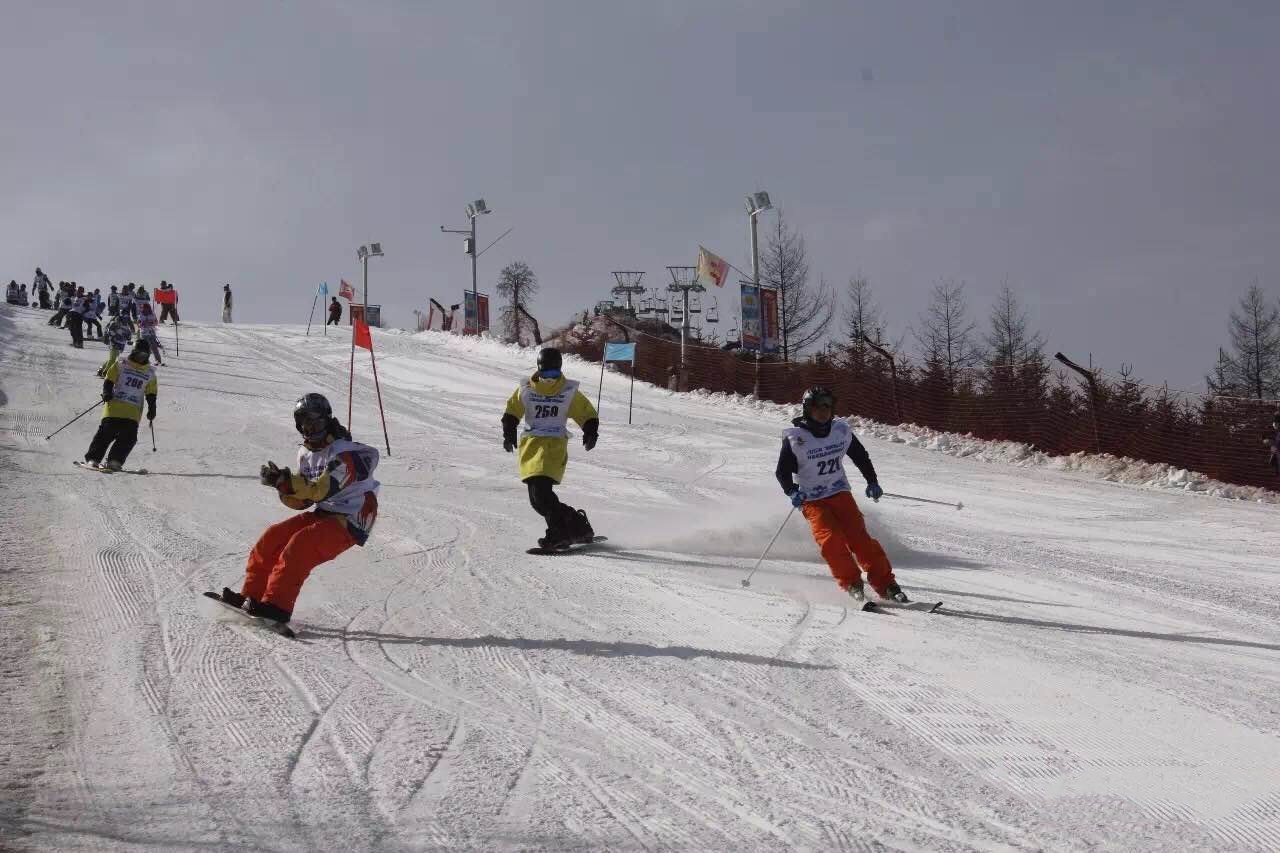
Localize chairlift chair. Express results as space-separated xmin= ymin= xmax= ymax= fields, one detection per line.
xmin=706 ymin=297 xmax=720 ymax=324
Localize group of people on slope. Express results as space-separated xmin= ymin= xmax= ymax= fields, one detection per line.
xmin=203 ymin=346 xmax=909 ymax=633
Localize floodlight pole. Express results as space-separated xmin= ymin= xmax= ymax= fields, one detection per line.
xmin=441 ymin=199 xmax=491 ymax=334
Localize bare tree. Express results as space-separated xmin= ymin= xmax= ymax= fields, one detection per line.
xmin=1206 ymin=283 xmax=1280 ymax=399
xmin=759 ymin=211 xmax=833 ymax=360
xmin=844 ymin=274 xmax=883 ymax=367
xmin=914 ymin=279 xmax=982 ymax=390
xmin=496 ymin=261 xmax=538 ymax=344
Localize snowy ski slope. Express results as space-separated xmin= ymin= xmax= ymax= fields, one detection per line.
xmin=2 ymin=304 xmax=1278 ymax=852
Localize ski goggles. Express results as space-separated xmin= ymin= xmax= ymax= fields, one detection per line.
xmin=294 ymin=412 xmax=328 ymax=439
xmin=538 ymin=369 xmax=562 ymax=379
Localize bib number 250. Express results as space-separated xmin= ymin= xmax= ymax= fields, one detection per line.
xmin=534 ymin=404 xmax=560 ymax=419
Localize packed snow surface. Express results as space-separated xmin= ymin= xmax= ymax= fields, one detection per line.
xmin=2 ymin=304 xmax=1279 ymax=852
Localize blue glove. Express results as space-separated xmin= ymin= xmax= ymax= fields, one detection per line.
xmin=789 ymin=491 xmax=804 ymax=508
xmin=865 ymin=482 xmax=883 ymax=502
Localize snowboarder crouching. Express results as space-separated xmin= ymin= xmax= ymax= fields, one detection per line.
xmin=502 ymin=347 xmax=599 ymax=550
xmin=212 ymin=393 xmax=379 ymax=625
xmin=84 ymin=339 xmax=157 ymax=471
xmin=776 ymin=386 xmax=908 ymax=603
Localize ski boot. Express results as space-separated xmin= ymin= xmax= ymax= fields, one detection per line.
xmin=884 ymin=582 xmax=910 ymax=603
xmin=845 ymin=582 xmax=866 ymax=603
xmin=102 ymin=459 xmax=123 ymax=472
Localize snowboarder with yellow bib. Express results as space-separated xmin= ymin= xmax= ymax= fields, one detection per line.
xmin=502 ymin=347 xmax=600 ymax=550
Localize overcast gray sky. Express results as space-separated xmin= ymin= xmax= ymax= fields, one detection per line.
xmin=4 ymin=0 xmax=1278 ymax=391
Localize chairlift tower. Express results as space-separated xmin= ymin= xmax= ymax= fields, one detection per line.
xmin=666 ymin=265 xmax=705 ymax=372
xmin=610 ymin=271 xmax=646 ymax=314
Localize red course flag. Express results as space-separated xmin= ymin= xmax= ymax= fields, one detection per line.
xmin=353 ymin=316 xmax=372 ymax=350
xmin=153 ymin=288 xmax=178 ymax=305
xmin=339 ymin=279 xmax=355 ymax=301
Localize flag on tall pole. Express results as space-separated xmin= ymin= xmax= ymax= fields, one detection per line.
xmin=348 ymin=315 xmax=391 ymax=456
xmin=339 ymin=279 xmax=355 ymax=300
xmin=697 ymin=245 xmax=730 ymax=288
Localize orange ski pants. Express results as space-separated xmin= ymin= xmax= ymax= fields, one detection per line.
xmin=800 ymin=490 xmax=896 ymax=593
xmin=241 ymin=512 xmax=356 ymax=613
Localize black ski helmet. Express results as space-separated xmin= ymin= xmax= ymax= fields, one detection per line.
xmin=129 ymin=339 xmax=151 ymax=360
xmin=802 ymin=386 xmax=835 ymax=418
xmin=293 ymin=393 xmax=333 ymax=440
xmin=537 ymin=347 xmax=562 ymax=373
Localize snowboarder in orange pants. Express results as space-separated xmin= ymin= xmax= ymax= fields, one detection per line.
xmin=776 ymin=386 xmax=908 ymax=603
xmin=210 ymin=393 xmax=380 ymax=625
xmin=240 ymin=511 xmax=361 ymax=614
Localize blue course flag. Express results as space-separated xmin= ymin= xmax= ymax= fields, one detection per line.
xmin=603 ymin=342 xmax=636 ymax=363
xmin=318 ymin=282 xmax=328 ymax=296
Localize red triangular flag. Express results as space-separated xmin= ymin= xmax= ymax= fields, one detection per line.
xmin=339 ymin=279 xmax=355 ymax=300
xmin=353 ymin=316 xmax=372 ymax=350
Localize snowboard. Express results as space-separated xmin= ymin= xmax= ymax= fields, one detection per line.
xmin=73 ymin=460 xmax=148 ymax=475
xmin=199 ymin=591 xmax=297 ymax=638
xmin=864 ymin=599 xmax=943 ymax=613
xmin=526 ymin=535 xmax=609 ymax=556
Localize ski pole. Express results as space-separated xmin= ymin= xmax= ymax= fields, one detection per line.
xmin=882 ymin=491 xmax=963 ymax=510
xmin=45 ymin=399 xmax=101 ymax=441
xmin=740 ymin=506 xmax=797 ymax=588
xmin=150 ymin=420 xmax=157 ymax=452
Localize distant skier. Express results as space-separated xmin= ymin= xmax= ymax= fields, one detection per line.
xmin=137 ymin=303 xmax=164 ymax=365
xmin=5 ymin=280 xmax=19 ymax=305
xmin=120 ymin=284 xmax=136 ymax=321
xmin=501 ymin=347 xmax=599 ymax=550
xmin=48 ymin=289 xmax=72 ymax=327
xmin=208 ymin=394 xmax=380 ymax=626
xmin=221 ymin=284 xmax=233 ymax=323
xmin=156 ymin=281 xmax=179 ymax=325
xmin=97 ymin=315 xmax=134 ymax=376
xmin=83 ymin=338 xmax=157 ymax=471
xmin=65 ymin=289 xmax=87 ymax=348
xmin=107 ymin=285 xmax=120 ymax=317
xmin=776 ymin=386 xmax=908 ymax=603
xmin=327 ymin=296 xmax=342 ymax=326
xmin=83 ymin=289 xmax=104 ymax=340
xmin=20 ymin=283 xmax=29 ymax=306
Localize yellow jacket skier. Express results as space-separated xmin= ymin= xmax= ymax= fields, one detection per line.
xmin=83 ymin=339 xmax=157 ymax=471
xmin=501 ymin=347 xmax=599 ymax=550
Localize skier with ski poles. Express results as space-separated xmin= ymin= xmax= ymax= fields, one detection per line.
xmin=208 ymin=393 xmax=379 ymax=627
xmin=82 ymin=338 xmax=157 ymax=472
xmin=501 ymin=347 xmax=599 ymax=551
xmin=775 ymin=386 xmax=909 ymax=603
xmin=97 ymin=315 xmax=134 ymax=377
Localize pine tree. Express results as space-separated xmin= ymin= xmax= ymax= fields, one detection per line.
xmin=844 ymin=274 xmax=883 ymax=368
xmin=914 ymin=279 xmax=982 ymax=393
xmin=1206 ymin=284 xmax=1280 ymax=399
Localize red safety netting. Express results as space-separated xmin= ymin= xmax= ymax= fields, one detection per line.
xmin=561 ymin=324 xmax=1280 ymax=492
